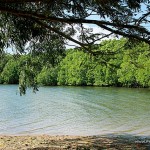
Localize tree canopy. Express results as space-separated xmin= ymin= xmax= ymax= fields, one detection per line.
xmin=1 ymin=39 xmax=150 ymax=92
xmin=0 ymin=1 xmax=150 ymax=94
xmin=0 ymin=0 xmax=150 ymax=54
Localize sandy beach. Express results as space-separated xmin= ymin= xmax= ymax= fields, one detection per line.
xmin=0 ymin=135 xmax=150 ymax=150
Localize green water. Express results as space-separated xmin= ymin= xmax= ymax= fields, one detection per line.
xmin=0 ymin=85 xmax=150 ymax=136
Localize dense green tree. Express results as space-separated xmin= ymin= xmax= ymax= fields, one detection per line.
xmin=117 ymin=57 xmax=137 ymax=87
xmin=85 ymin=57 xmax=96 ymax=86
xmin=58 ymin=50 xmax=92 ymax=85
xmin=1 ymin=58 xmax=19 ymax=84
xmin=0 ymin=39 xmax=150 ymax=92
xmin=37 ymin=67 xmax=58 ymax=86
xmin=136 ymin=55 xmax=150 ymax=87
xmin=0 ymin=54 xmax=12 ymax=83
xmin=93 ymin=39 xmax=125 ymax=86
xmin=135 ymin=43 xmax=150 ymax=87
xmin=93 ymin=64 xmax=106 ymax=86
xmin=57 ymin=50 xmax=95 ymax=86
xmin=105 ymin=65 xmax=118 ymax=86
xmin=0 ymin=54 xmax=12 ymax=72
xmin=58 ymin=39 xmax=122 ymax=87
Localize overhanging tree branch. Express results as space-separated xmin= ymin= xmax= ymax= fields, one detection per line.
xmin=34 ymin=20 xmax=88 ymax=48
xmin=0 ymin=0 xmax=149 ymax=53
xmin=0 ymin=5 xmax=148 ymax=31
xmin=0 ymin=0 xmax=149 ymax=95
xmin=0 ymin=5 xmax=149 ymax=46
xmin=98 ymin=24 xmax=150 ymax=45
xmin=0 ymin=0 xmax=44 ymax=3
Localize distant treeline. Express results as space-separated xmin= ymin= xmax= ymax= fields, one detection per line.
xmin=0 ymin=39 xmax=150 ymax=88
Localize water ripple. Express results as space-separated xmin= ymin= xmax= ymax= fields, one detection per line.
xmin=0 ymin=85 xmax=150 ymax=136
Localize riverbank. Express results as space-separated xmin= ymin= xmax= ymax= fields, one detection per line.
xmin=0 ymin=135 xmax=150 ymax=150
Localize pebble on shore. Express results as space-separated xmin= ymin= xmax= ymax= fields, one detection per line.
xmin=0 ymin=135 xmax=150 ymax=150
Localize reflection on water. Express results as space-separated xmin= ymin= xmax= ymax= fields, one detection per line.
xmin=0 ymin=85 xmax=150 ymax=136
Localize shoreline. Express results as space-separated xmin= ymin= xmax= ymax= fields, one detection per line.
xmin=0 ymin=134 xmax=150 ymax=150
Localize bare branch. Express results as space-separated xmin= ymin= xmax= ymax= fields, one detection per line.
xmin=98 ymin=24 xmax=150 ymax=45
xmin=137 ymin=12 xmax=150 ymax=25
xmin=32 ymin=19 xmax=89 ymax=49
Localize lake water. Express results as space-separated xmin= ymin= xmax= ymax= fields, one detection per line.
xmin=0 ymin=85 xmax=150 ymax=136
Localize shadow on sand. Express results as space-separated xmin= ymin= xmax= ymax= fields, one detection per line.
xmin=13 ymin=134 xmax=150 ymax=150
